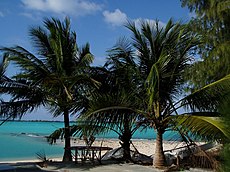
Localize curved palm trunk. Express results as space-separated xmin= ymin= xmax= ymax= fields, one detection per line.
xmin=63 ymin=109 xmax=72 ymax=162
xmin=153 ymin=129 xmax=165 ymax=168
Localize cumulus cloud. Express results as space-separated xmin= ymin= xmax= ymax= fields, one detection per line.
xmin=134 ymin=18 xmax=166 ymax=29
xmin=21 ymin=0 xmax=102 ymax=17
xmin=103 ymin=9 xmax=127 ymax=27
xmin=102 ymin=9 xmax=165 ymax=29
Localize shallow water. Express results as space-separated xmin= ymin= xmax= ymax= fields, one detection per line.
xmin=0 ymin=121 xmax=65 ymax=161
xmin=0 ymin=121 xmax=179 ymax=161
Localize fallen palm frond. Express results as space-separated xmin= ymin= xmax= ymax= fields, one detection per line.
xmin=36 ymin=150 xmax=50 ymax=168
xmin=36 ymin=150 xmax=48 ymax=162
xmin=189 ymin=144 xmax=221 ymax=170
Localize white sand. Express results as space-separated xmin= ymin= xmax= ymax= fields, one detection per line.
xmin=67 ymin=138 xmax=198 ymax=156
xmin=1 ymin=139 xmax=205 ymax=164
xmin=1 ymin=139 xmax=212 ymax=172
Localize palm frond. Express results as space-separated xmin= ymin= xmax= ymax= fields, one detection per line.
xmin=177 ymin=74 xmax=230 ymax=112
xmin=47 ymin=121 xmax=117 ymax=145
xmin=0 ymin=54 xmax=9 ymax=82
xmin=172 ymin=114 xmax=229 ymax=142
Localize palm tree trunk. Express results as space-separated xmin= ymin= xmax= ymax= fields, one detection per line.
xmin=122 ymin=132 xmax=131 ymax=161
xmin=119 ymin=134 xmax=131 ymax=161
xmin=120 ymin=115 xmax=132 ymax=161
xmin=62 ymin=108 xmax=72 ymax=162
xmin=153 ymin=129 xmax=165 ymax=168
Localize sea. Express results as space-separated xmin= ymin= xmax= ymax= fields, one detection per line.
xmin=0 ymin=121 xmax=179 ymax=161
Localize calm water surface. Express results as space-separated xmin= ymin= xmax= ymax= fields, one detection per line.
xmin=0 ymin=121 xmax=179 ymax=161
xmin=0 ymin=121 xmax=65 ymax=161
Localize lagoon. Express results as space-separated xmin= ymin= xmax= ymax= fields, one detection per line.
xmin=0 ymin=121 xmax=179 ymax=161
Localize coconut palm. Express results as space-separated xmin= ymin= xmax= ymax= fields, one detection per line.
xmin=126 ymin=19 xmax=230 ymax=167
xmin=81 ymin=40 xmax=143 ymax=160
xmin=78 ymin=19 xmax=230 ymax=168
xmin=83 ymin=69 xmax=140 ymax=161
xmin=48 ymin=41 xmax=142 ymax=161
xmin=48 ymin=63 xmax=142 ymax=161
xmin=0 ymin=17 xmax=96 ymax=161
xmin=0 ymin=55 xmax=45 ymax=121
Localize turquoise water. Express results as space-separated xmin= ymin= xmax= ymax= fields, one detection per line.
xmin=0 ymin=121 xmax=179 ymax=161
xmin=0 ymin=121 xmax=65 ymax=161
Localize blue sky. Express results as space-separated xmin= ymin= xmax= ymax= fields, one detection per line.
xmin=0 ymin=0 xmax=191 ymax=121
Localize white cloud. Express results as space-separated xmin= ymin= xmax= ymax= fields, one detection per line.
xmin=21 ymin=0 xmax=102 ymax=17
xmin=103 ymin=9 xmax=127 ymax=27
xmin=102 ymin=9 xmax=165 ymax=29
xmin=134 ymin=18 xmax=166 ymax=29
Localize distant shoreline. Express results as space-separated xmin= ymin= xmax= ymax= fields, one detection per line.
xmin=0 ymin=119 xmax=75 ymax=123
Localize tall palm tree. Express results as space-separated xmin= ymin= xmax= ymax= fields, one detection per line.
xmin=48 ymin=45 xmax=141 ymax=161
xmin=126 ymin=19 xmax=230 ymax=167
xmin=78 ymin=19 xmax=230 ymax=168
xmin=0 ymin=17 xmax=96 ymax=161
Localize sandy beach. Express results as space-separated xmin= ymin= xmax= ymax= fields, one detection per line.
xmin=1 ymin=138 xmax=188 ymax=163
xmin=1 ymin=138 xmax=185 ymax=161
xmin=0 ymin=139 xmax=214 ymax=172
xmin=69 ymin=138 xmax=191 ymax=156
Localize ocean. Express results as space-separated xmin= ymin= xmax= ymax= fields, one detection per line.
xmin=0 ymin=121 xmax=179 ymax=161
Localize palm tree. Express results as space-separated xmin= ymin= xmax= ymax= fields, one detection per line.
xmin=48 ymin=45 xmax=141 ymax=161
xmin=77 ymin=19 xmax=230 ymax=168
xmin=126 ymin=19 xmax=230 ymax=167
xmin=82 ymin=67 xmax=140 ymax=161
xmin=0 ymin=17 xmax=96 ymax=161
xmin=82 ymin=41 xmax=143 ymax=160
